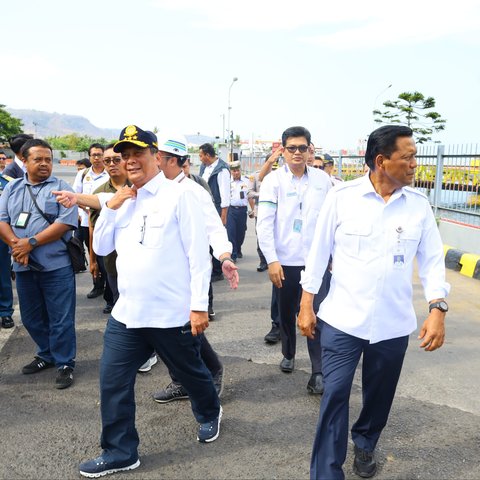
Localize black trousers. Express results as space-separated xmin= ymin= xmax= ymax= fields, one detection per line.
xmin=275 ymin=265 xmax=328 ymax=374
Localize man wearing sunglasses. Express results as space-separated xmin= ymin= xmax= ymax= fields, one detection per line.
xmin=256 ymin=126 xmax=332 ymax=394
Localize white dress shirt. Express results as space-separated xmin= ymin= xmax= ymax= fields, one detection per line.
xmin=300 ymin=174 xmax=450 ymax=344
xmin=73 ymin=167 xmax=109 ymax=227
xmin=201 ymin=159 xmax=231 ymax=208
xmin=230 ymin=176 xmax=251 ymax=207
xmin=93 ymin=172 xmax=211 ymax=329
xmin=257 ymin=164 xmax=332 ymax=266
xmin=174 ymin=171 xmax=232 ymax=259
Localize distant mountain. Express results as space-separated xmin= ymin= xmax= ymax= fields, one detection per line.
xmin=6 ymin=108 xmax=219 ymax=147
xmin=7 ymin=108 xmax=120 ymax=140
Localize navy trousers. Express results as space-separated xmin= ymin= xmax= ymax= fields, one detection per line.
xmin=226 ymin=206 xmax=247 ymax=260
xmin=310 ymin=321 xmax=409 ymax=480
xmin=15 ymin=265 xmax=76 ymax=368
xmin=100 ymin=317 xmax=220 ymax=463
xmin=0 ymin=240 xmax=13 ymax=317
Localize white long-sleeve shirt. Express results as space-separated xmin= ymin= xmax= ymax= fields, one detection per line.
xmin=174 ymin=171 xmax=232 ymax=259
xmin=300 ymin=174 xmax=450 ymax=344
xmin=93 ymin=172 xmax=211 ymax=328
xmin=256 ymin=164 xmax=332 ymax=266
xmin=95 ymin=172 xmax=233 ymax=260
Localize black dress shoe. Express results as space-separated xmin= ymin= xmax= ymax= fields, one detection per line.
xmin=237 ymin=252 xmax=243 ymax=259
xmin=353 ymin=445 xmax=377 ymax=478
xmin=264 ymin=325 xmax=280 ymax=344
xmin=257 ymin=263 xmax=268 ymax=272
xmin=307 ymin=373 xmax=324 ymax=394
xmin=280 ymin=357 xmax=294 ymax=373
xmin=103 ymin=304 xmax=114 ymax=314
xmin=87 ymin=288 xmax=104 ymax=299
xmin=1 ymin=316 xmax=14 ymax=328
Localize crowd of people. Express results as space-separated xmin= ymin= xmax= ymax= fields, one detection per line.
xmin=0 ymin=124 xmax=449 ymax=479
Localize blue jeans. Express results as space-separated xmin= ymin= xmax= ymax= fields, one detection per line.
xmin=310 ymin=322 xmax=408 ymax=480
xmin=100 ymin=317 xmax=220 ymax=463
xmin=0 ymin=240 xmax=13 ymax=317
xmin=15 ymin=265 xmax=76 ymax=368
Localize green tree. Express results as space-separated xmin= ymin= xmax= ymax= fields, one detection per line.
xmin=0 ymin=105 xmax=23 ymax=142
xmin=45 ymin=134 xmax=114 ymax=153
xmin=373 ymin=91 xmax=446 ymax=143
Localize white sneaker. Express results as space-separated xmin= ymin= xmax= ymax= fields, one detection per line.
xmin=138 ymin=354 xmax=158 ymax=373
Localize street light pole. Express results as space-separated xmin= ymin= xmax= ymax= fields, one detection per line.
xmin=372 ymin=83 xmax=392 ymax=128
xmin=227 ymin=77 xmax=238 ymax=160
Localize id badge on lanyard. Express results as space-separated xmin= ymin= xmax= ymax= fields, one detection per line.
xmin=393 ymin=226 xmax=405 ymax=269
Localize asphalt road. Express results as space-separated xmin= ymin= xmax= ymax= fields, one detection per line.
xmin=0 ymin=165 xmax=479 ymax=480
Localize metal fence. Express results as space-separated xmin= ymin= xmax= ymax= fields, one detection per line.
xmin=240 ymin=145 xmax=480 ymax=227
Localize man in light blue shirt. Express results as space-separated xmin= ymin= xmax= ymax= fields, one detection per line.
xmin=0 ymin=139 xmax=78 ymax=390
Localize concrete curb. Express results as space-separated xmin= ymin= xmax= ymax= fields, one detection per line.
xmin=444 ymin=244 xmax=480 ymax=280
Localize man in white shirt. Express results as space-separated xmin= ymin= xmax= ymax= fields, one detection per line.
xmin=298 ymin=125 xmax=450 ymax=479
xmin=199 ymin=143 xmax=230 ymax=282
xmin=72 ymin=143 xmax=110 ymax=300
xmin=79 ymin=126 xmax=222 ymax=478
xmin=151 ymin=133 xmax=238 ymax=403
xmin=256 ymin=126 xmax=332 ymax=394
xmin=226 ymin=161 xmax=252 ymax=261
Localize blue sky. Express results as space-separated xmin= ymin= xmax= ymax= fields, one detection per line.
xmin=2 ymin=0 xmax=480 ymax=150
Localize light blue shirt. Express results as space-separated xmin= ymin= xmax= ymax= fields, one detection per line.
xmin=0 ymin=175 xmax=78 ymax=272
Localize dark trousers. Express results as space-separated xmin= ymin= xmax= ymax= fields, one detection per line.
xmin=270 ymin=284 xmax=279 ymax=328
xmin=0 ymin=240 xmax=13 ymax=317
xmin=255 ymin=218 xmax=267 ymax=266
xmin=97 ymin=256 xmax=114 ymax=305
xmin=226 ymin=206 xmax=247 ymax=259
xmin=15 ymin=266 xmax=76 ymax=368
xmin=170 ymin=333 xmax=222 ymax=383
xmin=310 ymin=321 xmax=409 ymax=480
xmin=100 ymin=317 xmax=220 ymax=463
xmin=106 ymin=273 xmax=119 ymax=305
xmin=275 ymin=265 xmax=323 ymax=374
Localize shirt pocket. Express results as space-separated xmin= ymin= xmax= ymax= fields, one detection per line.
xmin=44 ymin=199 xmax=59 ymax=222
xmin=339 ymin=221 xmax=373 ymax=258
xmin=397 ymin=226 xmax=422 ymax=259
xmin=141 ymin=213 xmax=166 ymax=249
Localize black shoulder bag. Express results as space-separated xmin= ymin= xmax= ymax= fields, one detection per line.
xmin=26 ymin=185 xmax=87 ymax=273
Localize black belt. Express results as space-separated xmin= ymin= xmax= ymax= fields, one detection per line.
xmin=230 ymin=206 xmax=247 ymax=209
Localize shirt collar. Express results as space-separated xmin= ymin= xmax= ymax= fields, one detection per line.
xmin=141 ymin=171 xmax=165 ymax=195
xmin=363 ymin=172 xmax=407 ymax=200
xmin=23 ymin=175 xmax=56 ymax=186
xmin=173 ymin=171 xmax=186 ymax=183
xmin=15 ymin=156 xmax=26 ymax=172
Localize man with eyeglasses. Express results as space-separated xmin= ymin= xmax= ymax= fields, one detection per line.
xmin=78 ymin=125 xmax=221 ymax=477
xmin=72 ymin=143 xmax=110 ymax=301
xmin=257 ymin=126 xmax=332 ymax=394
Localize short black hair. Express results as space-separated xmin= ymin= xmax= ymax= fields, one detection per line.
xmin=20 ymin=139 xmax=53 ymax=159
xmin=76 ymin=158 xmax=91 ymax=168
xmin=8 ymin=134 xmax=34 ymax=155
xmin=88 ymin=143 xmax=105 ymax=156
xmin=104 ymin=143 xmax=116 ymax=150
xmin=281 ymin=126 xmax=311 ymax=146
xmin=0 ymin=149 xmax=6 ymax=156
xmin=199 ymin=143 xmax=216 ymax=157
xmin=365 ymin=125 xmax=413 ymax=171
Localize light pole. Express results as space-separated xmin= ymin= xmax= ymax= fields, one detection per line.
xmin=227 ymin=77 xmax=238 ymax=160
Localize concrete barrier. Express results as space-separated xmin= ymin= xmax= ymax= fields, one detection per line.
xmin=444 ymin=245 xmax=480 ymax=280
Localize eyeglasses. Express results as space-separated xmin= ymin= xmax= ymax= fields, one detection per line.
xmin=104 ymin=157 xmax=122 ymax=165
xmin=285 ymin=145 xmax=309 ymax=154
xmin=312 ymin=165 xmax=324 ymax=169
xmin=90 ymin=153 xmax=103 ymax=158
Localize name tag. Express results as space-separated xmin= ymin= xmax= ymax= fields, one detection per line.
xmin=293 ymin=218 xmax=302 ymax=233
xmin=287 ymin=191 xmax=297 ymax=197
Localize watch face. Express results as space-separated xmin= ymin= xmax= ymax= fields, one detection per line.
xmin=439 ymin=301 xmax=448 ymax=311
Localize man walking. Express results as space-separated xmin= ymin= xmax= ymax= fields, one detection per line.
xmin=79 ymin=126 xmax=221 ymax=478
xmin=257 ymin=126 xmax=331 ymax=394
xmin=298 ymin=125 xmax=450 ymax=479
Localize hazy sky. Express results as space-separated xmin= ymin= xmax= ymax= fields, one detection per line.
xmin=2 ymin=0 xmax=479 ymax=150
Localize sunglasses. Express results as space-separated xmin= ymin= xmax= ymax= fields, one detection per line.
xmin=284 ymin=145 xmax=309 ymax=154
xmin=104 ymin=157 xmax=122 ymax=165
xmin=312 ymin=165 xmax=324 ymax=169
